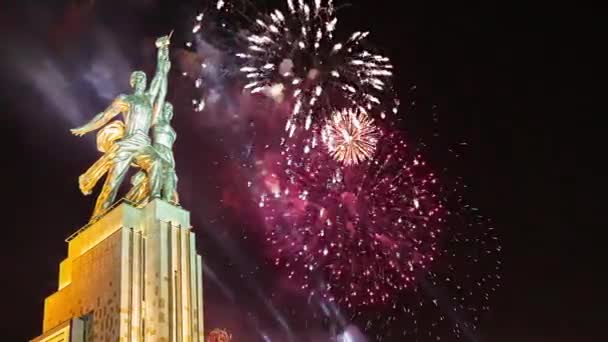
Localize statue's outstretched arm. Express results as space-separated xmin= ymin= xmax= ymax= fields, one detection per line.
xmin=71 ymin=95 xmax=128 ymax=136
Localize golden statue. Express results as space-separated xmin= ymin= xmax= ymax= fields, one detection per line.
xmin=71 ymin=34 xmax=174 ymax=221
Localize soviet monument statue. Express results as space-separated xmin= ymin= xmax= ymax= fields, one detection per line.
xmin=33 ymin=33 xmax=204 ymax=342
xmin=71 ymin=33 xmax=179 ymax=221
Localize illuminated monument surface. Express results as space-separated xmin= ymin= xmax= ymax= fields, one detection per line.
xmin=32 ymin=34 xmax=205 ymax=342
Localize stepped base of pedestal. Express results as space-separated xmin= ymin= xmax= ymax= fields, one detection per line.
xmin=32 ymin=199 xmax=204 ymax=342
xmin=31 ymin=316 xmax=88 ymax=342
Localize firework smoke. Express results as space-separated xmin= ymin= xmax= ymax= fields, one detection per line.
xmin=185 ymin=0 xmax=253 ymax=114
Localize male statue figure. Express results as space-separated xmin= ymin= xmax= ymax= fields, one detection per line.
xmin=71 ymin=34 xmax=171 ymax=220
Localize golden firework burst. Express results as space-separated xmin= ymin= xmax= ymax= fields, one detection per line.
xmin=207 ymin=328 xmax=232 ymax=342
xmin=322 ymin=108 xmax=381 ymax=165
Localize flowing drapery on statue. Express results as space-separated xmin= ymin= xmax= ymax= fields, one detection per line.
xmin=71 ymin=34 xmax=179 ymax=221
xmin=78 ymin=120 xmax=125 ymax=195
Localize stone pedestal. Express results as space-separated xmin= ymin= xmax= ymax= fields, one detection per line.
xmin=32 ymin=199 xmax=204 ymax=341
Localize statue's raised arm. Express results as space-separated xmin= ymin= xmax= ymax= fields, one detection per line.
xmin=71 ymin=95 xmax=128 ymax=136
xmin=148 ymin=33 xmax=172 ymax=123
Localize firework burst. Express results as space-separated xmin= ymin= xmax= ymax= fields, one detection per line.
xmin=251 ymin=126 xmax=501 ymax=339
xmin=207 ymin=328 xmax=232 ymax=342
xmin=256 ymin=128 xmax=443 ymax=309
xmin=238 ymin=0 xmax=398 ymax=133
xmin=184 ymin=2 xmax=501 ymax=339
xmin=322 ymin=108 xmax=381 ymax=166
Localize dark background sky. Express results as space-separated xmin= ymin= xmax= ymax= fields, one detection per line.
xmin=0 ymin=0 xmax=597 ymax=341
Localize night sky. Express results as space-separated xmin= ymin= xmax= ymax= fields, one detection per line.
xmin=0 ymin=0 xmax=597 ymax=341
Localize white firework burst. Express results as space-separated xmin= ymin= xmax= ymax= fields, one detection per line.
xmin=238 ymin=0 xmax=398 ymax=133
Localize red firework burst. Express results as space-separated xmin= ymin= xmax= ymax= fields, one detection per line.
xmin=256 ymin=127 xmax=444 ymax=309
xmin=252 ymin=126 xmax=501 ymax=339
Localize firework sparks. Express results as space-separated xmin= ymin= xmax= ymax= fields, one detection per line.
xmin=207 ymin=328 xmax=232 ymax=342
xmin=185 ymin=0 xmax=251 ymax=113
xmin=251 ymin=126 xmax=501 ymax=339
xmin=322 ymin=108 xmax=381 ymax=165
xmin=238 ymin=0 xmax=397 ymax=131
xmin=183 ymin=1 xmax=501 ymax=339
xmin=255 ymin=128 xmax=443 ymax=309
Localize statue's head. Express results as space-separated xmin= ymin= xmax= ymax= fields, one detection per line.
xmin=129 ymin=71 xmax=147 ymax=92
xmin=160 ymin=102 xmax=174 ymax=122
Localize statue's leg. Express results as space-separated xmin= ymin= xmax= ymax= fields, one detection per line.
xmin=125 ymin=171 xmax=149 ymax=205
xmin=91 ymin=156 xmax=131 ymax=219
xmin=163 ymin=169 xmax=178 ymax=204
xmin=134 ymin=148 xmax=162 ymax=200
xmin=147 ymin=159 xmax=162 ymax=199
